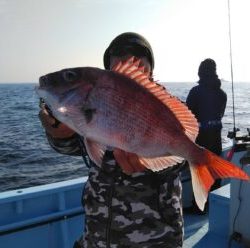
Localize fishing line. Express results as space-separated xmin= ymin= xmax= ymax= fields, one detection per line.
xmin=227 ymin=0 xmax=236 ymax=135
xmin=227 ymin=1 xmax=243 ymax=247
xmin=228 ymin=163 xmax=244 ymax=248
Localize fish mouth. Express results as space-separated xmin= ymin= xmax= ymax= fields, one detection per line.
xmin=35 ymin=75 xmax=55 ymax=113
xmin=36 ymin=74 xmax=75 ymax=116
xmin=35 ymin=86 xmax=53 ymax=112
xmin=35 ymin=75 xmax=52 ymax=100
xmin=36 ymin=74 xmax=57 ymax=102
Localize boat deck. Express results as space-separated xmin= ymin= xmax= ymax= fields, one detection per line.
xmin=0 ymin=177 xmax=244 ymax=248
xmin=184 ymin=212 xmax=209 ymax=247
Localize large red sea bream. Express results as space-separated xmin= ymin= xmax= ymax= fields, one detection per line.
xmin=36 ymin=57 xmax=249 ymax=210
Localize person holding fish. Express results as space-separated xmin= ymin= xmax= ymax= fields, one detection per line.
xmin=38 ymin=33 xmax=248 ymax=248
xmin=39 ymin=32 xmax=185 ymax=247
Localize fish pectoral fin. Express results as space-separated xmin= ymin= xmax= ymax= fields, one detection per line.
xmin=190 ymin=149 xmax=250 ymax=211
xmin=84 ymin=138 xmax=106 ymax=167
xmin=139 ymin=155 xmax=184 ymax=172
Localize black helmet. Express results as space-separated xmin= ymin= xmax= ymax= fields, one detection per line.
xmin=103 ymin=32 xmax=154 ymax=71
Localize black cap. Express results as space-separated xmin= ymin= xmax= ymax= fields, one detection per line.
xmin=103 ymin=32 xmax=154 ymax=71
xmin=198 ymin=58 xmax=217 ymax=79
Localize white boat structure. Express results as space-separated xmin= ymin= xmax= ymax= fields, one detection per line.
xmin=0 ymin=130 xmax=249 ymax=248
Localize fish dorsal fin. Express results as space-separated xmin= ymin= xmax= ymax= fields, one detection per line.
xmin=112 ymin=57 xmax=199 ymax=142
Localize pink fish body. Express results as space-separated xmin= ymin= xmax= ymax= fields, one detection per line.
xmin=36 ymin=57 xmax=249 ymax=210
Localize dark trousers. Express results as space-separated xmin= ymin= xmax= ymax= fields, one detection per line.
xmin=196 ymin=129 xmax=222 ymax=156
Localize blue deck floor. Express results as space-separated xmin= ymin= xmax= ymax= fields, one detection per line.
xmin=0 ymin=178 xmax=245 ymax=248
xmin=183 ymin=212 xmax=234 ymax=248
xmin=184 ymin=212 xmax=209 ymax=247
xmin=183 ymin=184 xmax=244 ymax=248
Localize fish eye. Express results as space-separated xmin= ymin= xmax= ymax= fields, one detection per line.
xmin=63 ymin=70 xmax=77 ymax=82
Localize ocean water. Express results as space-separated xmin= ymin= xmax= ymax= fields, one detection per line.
xmin=0 ymin=82 xmax=249 ymax=192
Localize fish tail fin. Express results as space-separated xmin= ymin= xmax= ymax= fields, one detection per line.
xmin=189 ymin=149 xmax=249 ymax=211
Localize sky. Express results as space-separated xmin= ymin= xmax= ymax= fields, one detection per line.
xmin=0 ymin=0 xmax=250 ymax=83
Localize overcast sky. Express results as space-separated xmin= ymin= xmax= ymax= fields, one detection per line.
xmin=0 ymin=0 xmax=250 ymax=83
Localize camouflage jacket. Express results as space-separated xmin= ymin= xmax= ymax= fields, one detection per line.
xmin=47 ymin=133 xmax=184 ymax=248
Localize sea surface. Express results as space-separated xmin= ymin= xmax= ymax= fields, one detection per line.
xmin=0 ymin=82 xmax=249 ymax=192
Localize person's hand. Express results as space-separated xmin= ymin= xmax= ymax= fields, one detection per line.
xmin=113 ymin=149 xmax=146 ymax=174
xmin=39 ymin=108 xmax=75 ymax=139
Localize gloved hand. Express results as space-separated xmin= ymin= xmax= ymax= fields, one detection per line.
xmin=39 ymin=103 xmax=75 ymax=139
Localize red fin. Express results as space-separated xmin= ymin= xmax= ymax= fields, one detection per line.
xmin=113 ymin=149 xmax=184 ymax=174
xmin=139 ymin=155 xmax=184 ymax=171
xmin=113 ymin=149 xmax=146 ymax=174
xmin=205 ymin=150 xmax=249 ymax=180
xmin=190 ymin=149 xmax=249 ymax=210
xmin=112 ymin=57 xmax=199 ymax=142
xmin=83 ymin=138 xmax=106 ymax=167
xmin=189 ymin=165 xmax=213 ymax=210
